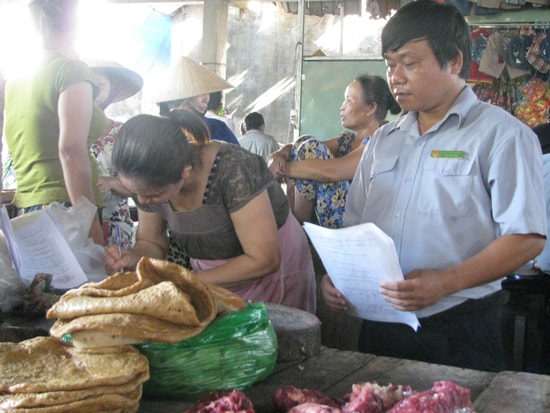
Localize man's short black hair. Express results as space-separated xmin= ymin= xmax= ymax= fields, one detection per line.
xmin=244 ymin=112 xmax=264 ymax=131
xmin=381 ymin=0 xmax=472 ymax=79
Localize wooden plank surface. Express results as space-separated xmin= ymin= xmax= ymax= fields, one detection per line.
xmin=323 ymin=354 xmax=495 ymax=401
xmin=473 ymin=371 xmax=550 ymax=413
xmin=246 ymin=348 xmax=376 ymax=412
xmin=138 ymin=347 xmax=550 ymax=412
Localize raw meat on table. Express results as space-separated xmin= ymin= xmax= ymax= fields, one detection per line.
xmin=273 ymin=385 xmax=342 ymax=412
xmin=185 ymin=389 xmax=255 ymax=413
xmin=387 ymin=381 xmax=474 ymax=413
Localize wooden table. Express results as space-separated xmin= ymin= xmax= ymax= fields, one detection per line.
xmin=3 ymin=315 xmax=548 ymax=412
xmin=138 ymin=346 xmax=550 ymax=413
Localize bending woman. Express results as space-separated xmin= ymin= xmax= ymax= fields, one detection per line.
xmin=269 ymin=75 xmax=401 ymax=228
xmin=104 ymin=110 xmax=316 ymax=313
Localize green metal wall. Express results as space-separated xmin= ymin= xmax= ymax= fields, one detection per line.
xmin=299 ymin=58 xmax=392 ymax=140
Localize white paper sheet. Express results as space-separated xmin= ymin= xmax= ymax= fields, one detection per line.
xmin=0 ymin=205 xmax=21 ymax=274
xmin=1 ymin=207 xmax=88 ymax=289
xmin=303 ymin=222 xmax=420 ymax=331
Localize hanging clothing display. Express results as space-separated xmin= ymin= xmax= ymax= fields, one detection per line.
xmin=469 ymin=24 xmax=550 ymax=128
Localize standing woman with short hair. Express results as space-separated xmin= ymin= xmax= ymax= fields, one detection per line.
xmin=4 ymin=0 xmax=105 ymax=245
xmin=105 ymin=110 xmax=317 ymax=313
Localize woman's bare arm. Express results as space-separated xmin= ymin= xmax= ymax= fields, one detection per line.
xmin=268 ymin=135 xmax=347 ymax=180
xmin=192 ymin=190 xmax=281 ymax=288
xmin=284 ymin=143 xmax=365 ymax=182
xmin=58 ymin=82 xmax=104 ymax=245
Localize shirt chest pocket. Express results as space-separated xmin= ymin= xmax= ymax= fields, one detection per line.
xmin=369 ymin=156 xmax=399 ymax=191
xmin=365 ymin=156 xmax=399 ymax=213
xmin=417 ymin=158 xmax=475 ymax=217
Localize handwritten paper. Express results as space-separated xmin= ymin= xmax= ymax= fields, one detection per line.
xmin=0 ymin=206 xmax=88 ymax=289
xmin=0 ymin=206 xmax=21 ymax=274
xmin=303 ymin=222 xmax=420 ymax=331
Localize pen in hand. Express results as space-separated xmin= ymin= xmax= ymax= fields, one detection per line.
xmin=115 ymin=223 xmax=125 ymax=272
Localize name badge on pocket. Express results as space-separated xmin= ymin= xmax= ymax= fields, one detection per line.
xmin=431 ymin=150 xmax=464 ymax=159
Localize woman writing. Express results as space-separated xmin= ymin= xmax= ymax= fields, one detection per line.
xmin=269 ymin=75 xmax=401 ymax=228
xmin=104 ymin=110 xmax=316 ymax=313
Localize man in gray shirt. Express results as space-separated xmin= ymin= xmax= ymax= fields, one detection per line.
xmin=239 ymin=112 xmax=280 ymax=163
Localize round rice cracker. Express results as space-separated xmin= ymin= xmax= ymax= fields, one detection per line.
xmin=47 ymin=257 xmax=217 ymax=328
xmin=0 ymin=371 xmax=147 ymax=409
xmin=4 ymin=387 xmax=141 ymax=413
xmin=56 ymin=270 xmax=154 ymax=299
xmin=49 ymin=312 xmax=207 ymax=345
xmin=47 ymin=281 xmax=205 ymax=326
xmin=136 ymin=257 xmax=217 ymax=324
xmin=0 ymin=337 xmax=149 ymax=394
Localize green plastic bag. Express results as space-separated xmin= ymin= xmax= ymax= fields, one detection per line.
xmin=136 ymin=302 xmax=278 ymax=400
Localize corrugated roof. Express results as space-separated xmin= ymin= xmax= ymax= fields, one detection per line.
xmin=278 ymin=1 xmax=363 ymax=16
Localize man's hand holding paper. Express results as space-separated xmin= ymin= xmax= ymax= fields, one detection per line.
xmin=380 ymin=268 xmax=455 ymax=312
xmin=320 ymin=274 xmax=349 ymax=312
xmin=303 ymin=222 xmax=420 ymax=331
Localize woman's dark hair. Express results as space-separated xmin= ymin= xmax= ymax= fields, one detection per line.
xmin=112 ymin=112 xmax=205 ymax=187
xmin=381 ymin=0 xmax=471 ymax=79
xmin=355 ymin=74 xmax=401 ymax=121
xmin=157 ymin=99 xmax=185 ymax=117
xmin=169 ymin=108 xmax=211 ymax=144
xmin=157 ymin=98 xmax=206 ymax=119
xmin=29 ymin=0 xmax=79 ymax=33
xmin=206 ymin=91 xmax=223 ymax=112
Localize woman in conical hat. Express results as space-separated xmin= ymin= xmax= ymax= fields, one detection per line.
xmin=146 ymin=56 xmax=239 ymax=145
xmin=86 ymin=59 xmax=143 ymax=110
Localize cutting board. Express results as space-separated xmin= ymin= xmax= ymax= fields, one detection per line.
xmin=265 ymin=303 xmax=321 ymax=362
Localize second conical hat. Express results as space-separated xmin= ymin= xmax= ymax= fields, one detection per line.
xmin=145 ymin=56 xmax=233 ymax=103
xmin=85 ymin=58 xmax=144 ymax=104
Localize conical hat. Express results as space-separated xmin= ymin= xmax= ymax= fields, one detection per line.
xmin=85 ymin=59 xmax=144 ymax=103
xmin=144 ymin=56 xmax=233 ymax=103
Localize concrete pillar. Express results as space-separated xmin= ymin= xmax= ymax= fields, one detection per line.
xmin=201 ymin=0 xmax=229 ymax=78
xmin=0 ymin=71 xmax=4 ymax=194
